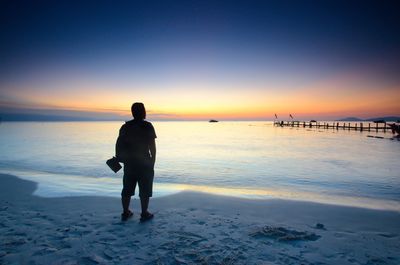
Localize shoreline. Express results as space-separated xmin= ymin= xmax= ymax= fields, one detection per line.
xmin=2 ymin=167 xmax=400 ymax=213
xmin=1 ymin=168 xmax=399 ymax=213
xmin=1 ymin=173 xmax=399 ymax=264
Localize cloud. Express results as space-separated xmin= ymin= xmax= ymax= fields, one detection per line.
xmin=0 ymin=104 xmax=128 ymax=121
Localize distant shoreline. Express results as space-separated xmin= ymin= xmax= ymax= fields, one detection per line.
xmin=1 ymin=115 xmax=400 ymax=122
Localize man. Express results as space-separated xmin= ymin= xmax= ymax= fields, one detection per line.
xmin=116 ymin=103 xmax=156 ymax=221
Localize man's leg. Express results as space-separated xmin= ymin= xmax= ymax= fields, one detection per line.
xmin=139 ymin=196 xmax=153 ymax=221
xmin=121 ymin=195 xmax=133 ymax=221
xmin=138 ymin=165 xmax=154 ymax=221
xmin=121 ymin=164 xmax=137 ymax=215
xmin=122 ymin=196 xmax=131 ymax=213
xmin=140 ymin=196 xmax=149 ymax=214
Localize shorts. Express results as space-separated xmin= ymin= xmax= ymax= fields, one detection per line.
xmin=121 ymin=162 xmax=154 ymax=198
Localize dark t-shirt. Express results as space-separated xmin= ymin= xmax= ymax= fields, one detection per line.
xmin=116 ymin=119 xmax=156 ymax=164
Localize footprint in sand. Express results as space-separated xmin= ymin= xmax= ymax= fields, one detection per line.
xmin=3 ymin=238 xmax=27 ymax=247
xmin=32 ymin=247 xmax=58 ymax=256
xmin=250 ymin=226 xmax=320 ymax=242
xmin=229 ymin=224 xmax=239 ymax=229
xmin=378 ymin=233 xmax=398 ymax=238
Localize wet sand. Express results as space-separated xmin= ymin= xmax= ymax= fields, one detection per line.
xmin=1 ymin=173 xmax=399 ymax=264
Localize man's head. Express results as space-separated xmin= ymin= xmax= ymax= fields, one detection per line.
xmin=131 ymin=102 xmax=146 ymax=120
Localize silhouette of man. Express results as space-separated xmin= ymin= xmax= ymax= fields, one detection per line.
xmin=116 ymin=103 xmax=156 ymax=221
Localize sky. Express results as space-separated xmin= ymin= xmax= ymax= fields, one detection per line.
xmin=0 ymin=0 xmax=399 ymax=121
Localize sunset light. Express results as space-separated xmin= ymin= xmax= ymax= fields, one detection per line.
xmin=1 ymin=1 xmax=399 ymax=264
xmin=1 ymin=1 xmax=399 ymax=121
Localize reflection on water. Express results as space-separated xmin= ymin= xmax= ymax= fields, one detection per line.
xmin=0 ymin=121 xmax=399 ymax=210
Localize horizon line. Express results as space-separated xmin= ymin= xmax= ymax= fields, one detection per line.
xmin=2 ymin=117 xmax=399 ymax=122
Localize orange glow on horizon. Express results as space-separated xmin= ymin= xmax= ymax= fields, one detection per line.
xmin=2 ymin=71 xmax=399 ymax=120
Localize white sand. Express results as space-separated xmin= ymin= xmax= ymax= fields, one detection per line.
xmin=1 ymin=174 xmax=399 ymax=265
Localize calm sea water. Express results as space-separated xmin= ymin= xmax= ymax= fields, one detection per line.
xmin=0 ymin=121 xmax=399 ymax=211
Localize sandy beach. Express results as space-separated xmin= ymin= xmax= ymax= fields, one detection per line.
xmin=2 ymin=0 xmax=400 ymax=264
xmin=1 ymin=173 xmax=399 ymax=265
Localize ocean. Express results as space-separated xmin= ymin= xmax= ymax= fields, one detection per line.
xmin=0 ymin=121 xmax=399 ymax=211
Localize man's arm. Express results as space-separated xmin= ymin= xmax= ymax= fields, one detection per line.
xmin=115 ymin=125 xmax=126 ymax=162
xmin=149 ymin=138 xmax=156 ymax=166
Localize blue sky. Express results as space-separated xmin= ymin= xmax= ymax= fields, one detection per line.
xmin=1 ymin=0 xmax=399 ymax=120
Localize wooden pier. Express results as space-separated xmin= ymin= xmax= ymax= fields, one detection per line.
xmin=274 ymin=121 xmax=393 ymax=133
